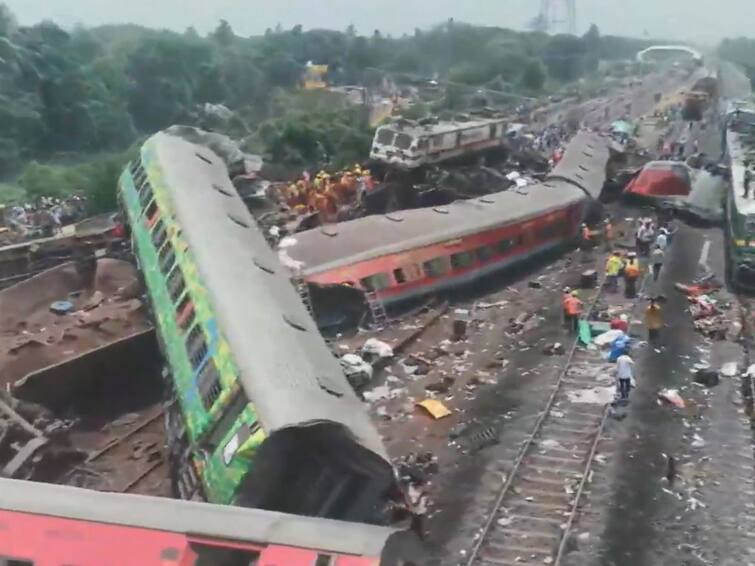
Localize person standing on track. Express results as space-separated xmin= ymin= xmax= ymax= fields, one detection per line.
xmin=605 ymin=251 xmax=623 ymax=292
xmin=580 ymin=223 xmax=594 ymax=260
xmin=563 ymin=290 xmax=583 ymax=335
xmin=651 ymin=244 xmax=665 ymax=281
xmin=603 ymin=218 xmax=614 ymax=251
xmin=645 ymin=298 xmax=664 ymax=344
xmin=615 ymin=352 xmax=635 ymax=403
xmin=623 ymin=252 xmax=641 ymax=298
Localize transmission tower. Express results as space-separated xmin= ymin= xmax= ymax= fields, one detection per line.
xmin=531 ymin=0 xmax=577 ymax=35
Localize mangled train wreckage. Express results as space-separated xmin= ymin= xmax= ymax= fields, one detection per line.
xmin=118 ymin=132 xmax=399 ymax=521
xmin=282 ymin=132 xmax=612 ymax=317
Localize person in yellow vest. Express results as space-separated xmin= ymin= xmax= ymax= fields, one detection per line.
xmin=605 ymin=251 xmax=623 ymax=292
xmin=623 ymin=252 xmax=641 ymax=298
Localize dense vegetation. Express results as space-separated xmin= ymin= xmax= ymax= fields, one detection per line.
xmin=718 ymin=38 xmax=755 ymax=89
xmin=0 ymin=3 xmax=655 ymax=212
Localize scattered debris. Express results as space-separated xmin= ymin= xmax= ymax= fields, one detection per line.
xmin=720 ymin=362 xmax=738 ymax=377
xmin=693 ymin=368 xmax=719 ymax=387
xmin=363 ymin=385 xmax=390 ymax=403
xmin=361 ymin=338 xmax=394 ymax=362
xmin=417 ymin=399 xmax=452 ymax=419
xmin=658 ymin=388 xmax=686 ymax=408
xmin=543 ymin=342 xmax=565 ymax=356
xmin=340 ymin=354 xmax=374 ymax=389
xmin=49 ymin=300 xmax=74 ymax=315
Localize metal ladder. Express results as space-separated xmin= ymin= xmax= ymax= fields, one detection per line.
xmin=364 ymin=289 xmax=388 ymax=329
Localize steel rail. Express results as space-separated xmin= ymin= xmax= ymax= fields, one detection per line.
xmin=464 ymin=276 xmax=608 ymax=566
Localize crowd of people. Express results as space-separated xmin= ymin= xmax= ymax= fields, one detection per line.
xmin=280 ymin=166 xmax=376 ymax=222
xmin=562 ymin=213 xmax=674 ymax=405
xmin=1 ymin=196 xmax=87 ymax=241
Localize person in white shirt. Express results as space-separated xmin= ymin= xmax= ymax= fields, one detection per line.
xmin=615 ymin=353 xmax=635 ymax=402
xmin=655 ymin=229 xmax=668 ymax=251
xmin=651 ymin=245 xmax=665 ymax=281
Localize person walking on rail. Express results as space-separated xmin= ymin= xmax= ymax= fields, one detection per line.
xmin=580 ymin=223 xmax=594 ymax=260
xmin=605 ymin=252 xmax=623 ymax=293
xmin=603 ymin=218 xmax=614 ymax=251
xmin=651 ymin=244 xmax=665 ymax=281
xmin=636 ymin=219 xmax=655 ymax=257
xmin=645 ymin=298 xmax=664 ymax=344
xmin=563 ymin=290 xmax=583 ymax=335
xmin=623 ymin=252 xmax=641 ymax=299
xmin=615 ymin=352 xmax=635 ymax=403
xmin=655 ymin=227 xmax=669 ymax=251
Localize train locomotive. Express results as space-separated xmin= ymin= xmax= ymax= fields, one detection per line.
xmin=370 ymin=113 xmax=509 ymax=169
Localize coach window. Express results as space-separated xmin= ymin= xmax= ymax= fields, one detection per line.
xmin=151 ymin=219 xmax=168 ymax=250
xmin=158 ymin=242 xmax=176 ymax=274
xmin=201 ymin=391 xmax=253 ymax=454
xmin=393 ymin=264 xmax=421 ymax=284
xmin=423 ymin=256 xmax=450 ymax=278
xmin=144 ymin=198 xmax=158 ymax=225
xmin=315 ymin=555 xmax=334 ymax=566
xmin=476 ymin=245 xmax=495 ymax=263
xmin=450 ymin=251 xmax=474 ymax=270
xmin=186 ymin=324 xmax=208 ymax=371
xmin=496 ymin=238 xmax=516 ymax=254
xmin=176 ymin=294 xmax=195 ymax=331
xmin=138 ymin=181 xmax=153 ymax=208
xmin=197 ymin=359 xmax=223 ymax=410
xmin=167 ymin=267 xmax=186 ymax=304
xmin=395 ymin=133 xmax=412 ymax=150
xmin=360 ymin=273 xmax=391 ymax=291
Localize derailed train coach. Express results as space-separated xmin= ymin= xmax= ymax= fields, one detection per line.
xmin=0 ymin=479 xmax=423 ymax=565
xmin=282 ymin=132 xmax=611 ymax=316
xmin=117 ymin=132 xmax=399 ymax=521
xmin=723 ymin=105 xmax=755 ymax=289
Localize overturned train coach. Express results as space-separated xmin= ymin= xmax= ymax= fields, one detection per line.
xmin=0 ymin=479 xmax=423 ymax=565
xmin=282 ymin=132 xmax=611 ymax=314
xmin=118 ymin=132 xmax=398 ymax=521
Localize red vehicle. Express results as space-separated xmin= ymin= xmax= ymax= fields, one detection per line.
xmin=0 ymin=478 xmax=422 ymax=566
xmin=281 ymin=133 xmax=610 ymax=311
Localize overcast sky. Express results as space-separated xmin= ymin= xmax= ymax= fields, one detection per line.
xmin=3 ymin=0 xmax=753 ymax=45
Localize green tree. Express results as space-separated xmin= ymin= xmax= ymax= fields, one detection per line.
xmin=0 ymin=3 xmax=16 ymax=37
xmin=543 ymin=34 xmax=585 ymax=82
xmin=519 ymin=59 xmax=546 ymax=91
xmin=212 ymin=19 xmax=235 ymax=48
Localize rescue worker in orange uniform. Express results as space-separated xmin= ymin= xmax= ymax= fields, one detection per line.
xmin=623 ymin=252 xmax=641 ymax=299
xmin=563 ymin=290 xmax=583 ymax=334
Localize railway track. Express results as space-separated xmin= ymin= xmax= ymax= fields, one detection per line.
xmin=464 ymin=282 xmax=613 ymax=566
xmin=64 ymin=407 xmax=170 ymax=496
